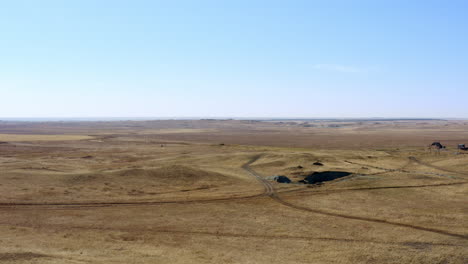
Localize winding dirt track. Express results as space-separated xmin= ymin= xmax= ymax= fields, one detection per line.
xmin=0 ymin=193 xmax=266 ymax=210
xmin=243 ymin=155 xmax=468 ymax=240
xmin=241 ymin=154 xmax=275 ymax=196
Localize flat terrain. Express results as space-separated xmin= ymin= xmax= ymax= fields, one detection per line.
xmin=0 ymin=119 xmax=467 ymax=263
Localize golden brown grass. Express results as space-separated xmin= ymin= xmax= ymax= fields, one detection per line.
xmin=0 ymin=134 xmax=93 ymax=141
xmin=0 ymin=120 xmax=467 ymax=263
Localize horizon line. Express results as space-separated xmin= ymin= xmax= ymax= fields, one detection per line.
xmin=1 ymin=116 xmax=466 ymax=121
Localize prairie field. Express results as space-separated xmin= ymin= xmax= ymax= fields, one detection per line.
xmin=0 ymin=134 xmax=93 ymax=141
xmin=0 ymin=119 xmax=467 ymax=263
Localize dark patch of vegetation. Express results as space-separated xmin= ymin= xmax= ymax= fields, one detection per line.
xmin=303 ymin=171 xmax=351 ymax=184
xmin=274 ymin=175 xmax=292 ymax=183
xmin=313 ymin=162 xmax=323 ymax=166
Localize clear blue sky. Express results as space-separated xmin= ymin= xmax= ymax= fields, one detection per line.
xmin=1 ymin=0 xmax=467 ymax=118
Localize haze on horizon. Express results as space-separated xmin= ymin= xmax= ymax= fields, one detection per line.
xmin=1 ymin=0 xmax=467 ymax=118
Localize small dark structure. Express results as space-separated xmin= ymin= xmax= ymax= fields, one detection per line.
xmin=458 ymin=144 xmax=468 ymax=151
xmin=274 ymin=175 xmax=292 ymax=183
xmin=313 ymin=162 xmax=324 ymax=166
xmin=428 ymin=142 xmax=445 ymax=154
xmin=431 ymin=142 xmax=445 ymax=149
xmin=296 ymin=165 xmax=303 ymax=169
xmin=303 ymin=171 xmax=351 ymax=184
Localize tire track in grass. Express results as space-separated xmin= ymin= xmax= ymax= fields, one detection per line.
xmin=281 ymin=181 xmax=468 ymax=197
xmin=0 ymin=193 xmax=267 ymax=210
xmin=345 ymin=159 xmax=461 ymax=179
xmin=409 ymin=156 xmax=468 ymax=179
xmin=2 ymin=222 xmax=464 ymax=248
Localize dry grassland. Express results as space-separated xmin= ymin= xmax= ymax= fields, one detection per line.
xmin=0 ymin=134 xmax=93 ymax=141
xmin=0 ymin=119 xmax=467 ymax=263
